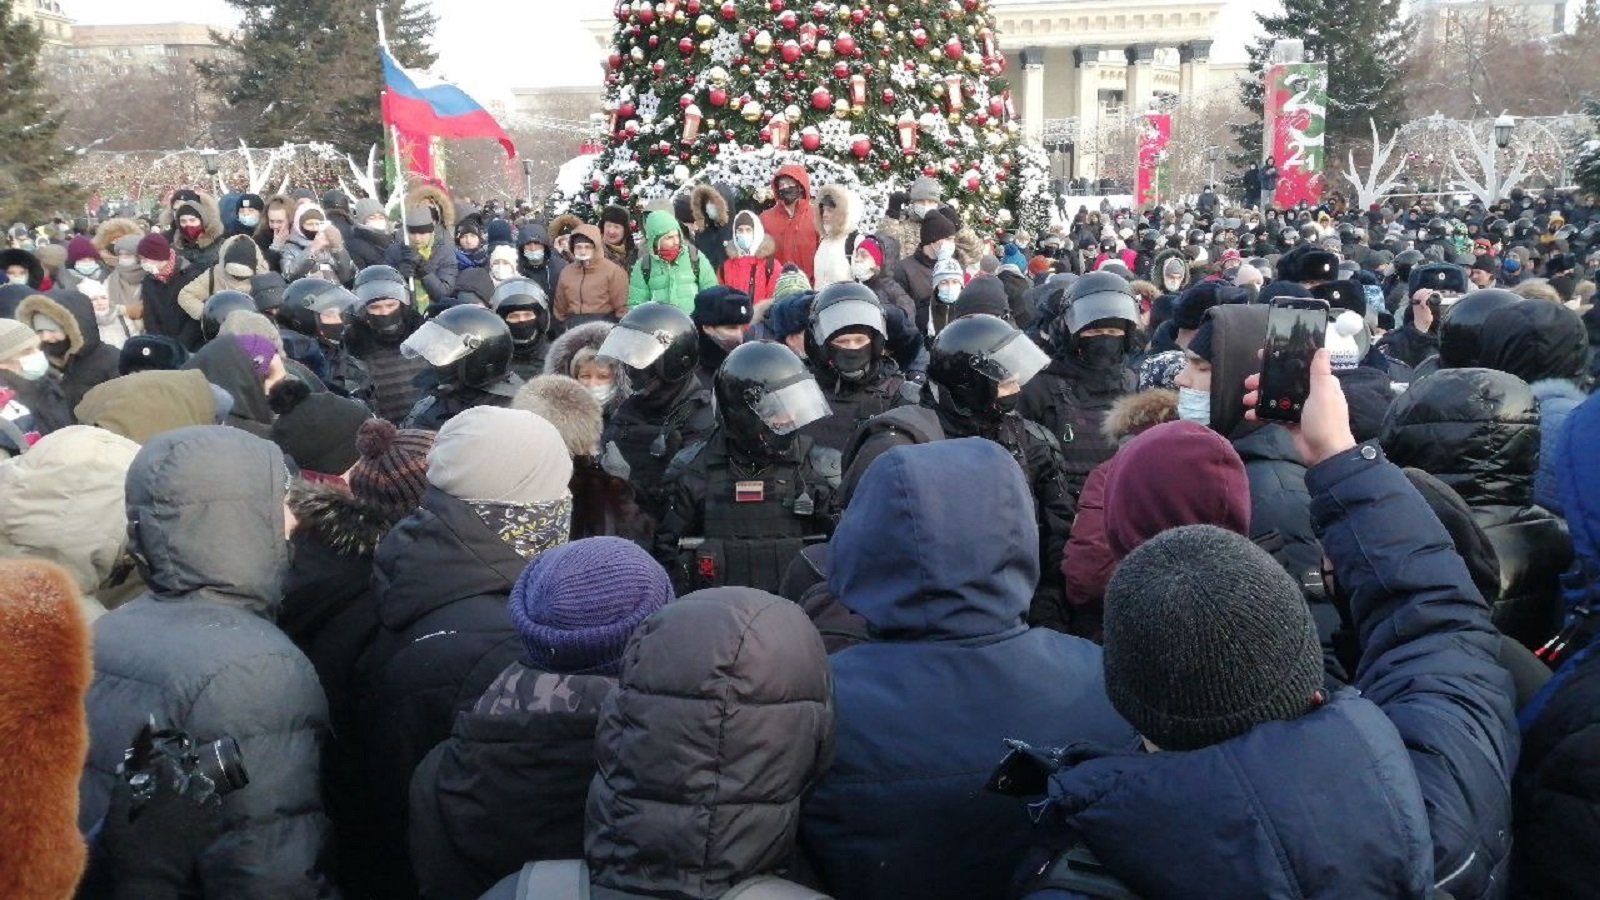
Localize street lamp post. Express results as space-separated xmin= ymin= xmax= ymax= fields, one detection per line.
xmin=1493 ymin=113 xmax=1516 ymax=150
xmin=199 ymin=147 xmax=220 ymax=193
xmin=522 ymin=159 xmax=536 ymax=204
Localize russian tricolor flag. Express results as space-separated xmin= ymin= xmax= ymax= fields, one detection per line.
xmin=380 ymin=47 xmax=516 ymax=159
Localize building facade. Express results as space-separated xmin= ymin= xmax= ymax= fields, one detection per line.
xmin=9 ymin=0 xmax=72 ymax=46
xmin=51 ymin=23 xmax=228 ymax=78
xmin=1414 ymin=0 xmax=1570 ymax=45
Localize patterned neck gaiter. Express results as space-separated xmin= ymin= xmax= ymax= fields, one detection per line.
xmin=467 ymin=494 xmax=573 ymax=560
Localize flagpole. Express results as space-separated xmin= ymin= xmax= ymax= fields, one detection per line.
xmin=376 ymin=8 xmax=405 ymax=206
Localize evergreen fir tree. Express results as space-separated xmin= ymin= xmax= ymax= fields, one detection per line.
xmin=0 ymin=0 xmax=81 ymax=222
xmin=1227 ymin=0 xmax=1410 ymax=178
xmin=564 ymin=0 xmax=1053 ymax=233
xmin=1575 ymin=97 xmax=1600 ymax=196
xmin=197 ymin=0 xmax=436 ymax=153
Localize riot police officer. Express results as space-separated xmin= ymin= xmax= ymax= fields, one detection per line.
xmin=1018 ymin=271 xmax=1139 ymax=505
xmin=656 ymin=340 xmax=839 ymax=595
xmin=399 ymin=304 xmax=521 ymax=430
xmin=801 ymin=282 xmax=910 ymax=452
xmin=489 ymin=278 xmax=552 ymax=380
xmin=200 ymin=290 xmax=256 ymax=343
xmin=300 ymin=282 xmax=374 ymax=404
xmin=349 ymin=264 xmax=429 ymax=422
xmin=597 ymin=302 xmax=717 ymax=520
xmin=917 ymin=314 xmax=1076 ymax=630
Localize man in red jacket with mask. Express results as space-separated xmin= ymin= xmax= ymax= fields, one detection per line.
xmin=760 ymin=165 xmax=820 ymax=283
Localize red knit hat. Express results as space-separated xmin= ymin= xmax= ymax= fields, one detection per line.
xmin=1028 ymin=255 xmax=1052 ymax=276
xmin=135 ymin=233 xmax=171 ymax=261
xmin=348 ymin=419 xmax=436 ymax=521
xmin=855 ymin=236 xmax=884 ymax=269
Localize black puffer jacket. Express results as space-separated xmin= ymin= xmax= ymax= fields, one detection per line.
xmin=1380 ymin=367 xmax=1573 ymax=648
xmin=357 ymin=485 xmax=528 ymax=898
xmin=17 ymin=290 xmax=121 ymax=409
xmin=585 ymin=588 xmax=834 ymax=899
xmin=409 ymin=665 xmax=617 ymax=900
xmin=78 ymin=426 xmax=335 ymax=898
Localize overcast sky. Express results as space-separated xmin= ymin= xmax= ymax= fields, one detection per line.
xmin=59 ymin=0 xmax=1272 ymax=104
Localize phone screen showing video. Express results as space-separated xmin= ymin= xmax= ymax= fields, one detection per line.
xmin=1257 ymin=300 xmax=1328 ymax=423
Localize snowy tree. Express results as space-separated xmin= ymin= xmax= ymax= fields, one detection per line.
xmin=0 ymin=0 xmax=82 ymax=221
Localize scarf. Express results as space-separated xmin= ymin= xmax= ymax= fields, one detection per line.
xmin=467 ymin=494 xmax=574 ymax=560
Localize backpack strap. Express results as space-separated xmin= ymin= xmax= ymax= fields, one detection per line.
xmin=513 ymin=859 xmax=589 ymax=900
xmin=720 ymin=874 xmax=830 ymax=899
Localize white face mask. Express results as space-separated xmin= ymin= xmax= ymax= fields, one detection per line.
xmin=18 ymin=350 xmax=50 ymax=381
xmin=224 ymin=263 xmax=254 ymax=279
xmin=6 ymin=274 xmax=26 ymax=285
xmin=706 ymin=204 xmax=720 ymax=222
xmin=491 ymin=262 xmax=516 ymax=281
xmin=936 ymin=283 xmax=960 ymax=304
xmin=140 ymin=260 xmax=164 ymax=276
xmin=74 ymin=259 xmax=100 ymax=276
xmin=588 ymin=382 xmax=617 ymax=405
xmin=117 ymin=254 xmax=137 ymax=268
xmin=574 ymin=248 xmax=594 ymax=263
xmin=238 ymin=213 xmax=260 ymax=228
xmin=734 ymin=233 xmax=754 ymax=253
xmin=850 ymin=261 xmax=876 ymax=282
xmin=1177 ymin=387 xmax=1211 ymax=426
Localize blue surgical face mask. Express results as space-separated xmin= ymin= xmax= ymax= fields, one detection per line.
xmin=524 ymin=249 xmax=546 ymax=266
xmin=1177 ymin=386 xmax=1211 ymax=426
xmin=238 ymin=213 xmax=260 ymax=228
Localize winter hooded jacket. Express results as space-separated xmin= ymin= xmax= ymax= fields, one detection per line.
xmin=812 ymin=184 xmax=862 ymax=290
xmin=627 ymin=210 xmax=720 ymax=313
xmin=584 ymin=588 xmax=834 ymax=899
xmin=357 ymin=485 xmax=530 ymax=897
xmin=553 ymin=224 xmax=629 ymax=322
xmin=760 ymin=164 xmax=820 ymax=281
xmin=92 ymin=218 xmax=147 ymax=315
xmin=513 ymin=221 xmax=567 ymax=295
xmin=178 ymin=233 xmax=269 ymax=319
xmin=544 ymin=321 xmax=632 ymax=420
xmin=1515 ymin=389 xmax=1600 ymax=897
xmin=801 ymin=438 xmax=1134 ymax=900
xmin=183 ymin=336 xmax=276 ymax=438
xmin=1475 ymin=299 xmax=1592 ymax=517
xmin=163 ymin=190 xmax=226 ymax=269
xmin=689 ymin=183 xmax=734 ymax=273
xmin=16 ymin=290 xmax=121 ymax=409
xmin=78 ymin=426 xmax=336 ymax=899
xmin=279 ymin=205 xmax=357 ymax=284
xmin=1381 ymin=367 xmax=1573 ymax=649
xmin=1026 ymin=451 xmax=1517 ymax=900
xmin=0 ymin=425 xmax=143 ymax=622
xmin=0 ymin=247 xmax=46 ymax=288
xmin=73 ymin=368 xmax=217 ymax=445
xmin=719 ymin=210 xmax=780 ymax=302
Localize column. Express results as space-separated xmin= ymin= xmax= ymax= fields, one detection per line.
xmin=1021 ymin=47 xmax=1046 ymax=145
xmin=1179 ymin=40 xmax=1213 ymax=98
xmin=1073 ymin=45 xmax=1100 ymax=180
xmin=1124 ymin=43 xmax=1157 ymax=112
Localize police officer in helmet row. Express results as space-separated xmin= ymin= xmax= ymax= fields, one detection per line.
xmin=800 ymin=281 xmax=911 ymax=453
xmin=398 ymin=304 xmax=523 ymax=430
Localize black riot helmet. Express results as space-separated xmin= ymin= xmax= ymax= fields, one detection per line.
xmin=352 ymin=265 xmax=416 ymax=343
xmin=200 ymin=290 xmax=257 ymax=342
xmin=1392 ymin=249 xmax=1424 ymax=282
xmin=489 ymin=278 xmax=551 ymax=350
xmin=1139 ymin=229 xmax=1161 ymax=251
xmin=809 ymin=282 xmax=887 ymax=385
xmin=928 ymin=314 xmax=1050 ymax=423
xmin=713 ymin=340 xmax=831 ymax=458
xmin=1439 ymin=288 xmax=1522 ymax=369
xmin=1336 ymin=222 xmax=1359 ymax=244
xmin=1426 ymin=217 xmax=1450 ymax=240
xmin=597 ymin=302 xmax=698 ymax=390
xmin=400 ymin=304 xmax=513 ymax=388
xmin=1278 ymin=226 xmax=1299 ymax=248
xmin=354 ymin=264 xmax=408 ymax=295
xmin=1057 ymin=271 xmax=1140 ymax=354
xmin=280 ymin=278 xmax=346 ymax=337
xmin=301 ymin=284 xmax=360 ymax=345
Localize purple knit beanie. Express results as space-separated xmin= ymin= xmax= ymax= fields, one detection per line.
xmin=508 ymin=536 xmax=674 ymax=675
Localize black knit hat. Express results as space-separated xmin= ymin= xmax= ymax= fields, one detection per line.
xmin=601 ymin=205 xmax=631 ymax=230
xmin=268 ymin=380 xmax=372 ymax=476
xmin=237 ymin=194 xmax=265 ymax=212
xmin=919 ymin=209 xmax=959 ymax=248
xmin=691 ymin=285 xmax=753 ymax=327
xmin=224 ymin=238 xmax=258 ymax=268
xmin=1103 ymin=524 xmax=1324 ymax=750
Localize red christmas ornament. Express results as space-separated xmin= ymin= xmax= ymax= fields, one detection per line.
xmin=615 ymin=2 xmax=630 ymax=21
xmin=944 ymin=36 xmax=964 ymax=60
xmin=648 ymin=34 xmax=659 ymax=48
xmin=769 ymin=0 xmax=785 ymax=12
xmin=721 ymin=0 xmax=737 ymax=19
xmin=964 ymin=0 xmax=978 ymax=9
xmin=619 ymin=187 xmax=631 ymax=199
xmin=911 ymin=28 xmax=928 ymax=48
xmin=777 ymin=10 xmax=798 ymax=29
xmin=608 ymin=51 xmax=623 ymax=70
xmin=882 ymin=87 xmax=897 ymax=104
xmin=680 ymin=93 xmax=695 ymax=109
xmin=613 ymin=176 xmax=626 ymax=188
xmin=591 ymin=178 xmax=602 ymax=191
xmin=964 ymin=171 xmax=980 ymax=191
xmin=638 ymin=5 xmax=655 ymax=25
xmin=851 ymin=135 xmax=871 ymax=159
xmin=800 ymin=127 xmax=822 ymax=151
xmin=989 ymin=97 xmax=1005 ymax=118
xmin=724 ymin=129 xmax=736 ymax=139
xmin=617 ymin=99 xmax=636 ymax=120
xmin=850 ymin=7 xmax=866 ymax=25
xmin=832 ymin=61 xmax=849 ymax=79
xmin=880 ymin=160 xmax=893 ymax=172
xmin=923 ymin=165 xmax=938 ymax=177
xmin=812 ymin=1 xmax=829 ymax=19
xmin=679 ymin=36 xmax=696 ymax=54
xmin=781 ymin=39 xmax=802 ymax=62
xmin=798 ymin=22 xmax=818 ymax=46
xmin=687 ymin=0 xmax=702 ymax=13
xmin=811 ymin=85 xmax=833 ymax=109
xmin=835 ymin=32 xmax=857 ymax=57
xmin=651 ymin=59 xmax=666 ymax=76
xmin=709 ymin=87 xmax=728 ymax=106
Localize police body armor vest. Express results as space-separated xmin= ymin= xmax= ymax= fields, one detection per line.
xmin=605 ymin=385 xmax=712 ymax=513
xmin=1031 ymin=369 xmax=1131 ymax=499
xmin=803 ymin=373 xmax=907 ymax=453
xmin=680 ymin=436 xmax=836 ymax=595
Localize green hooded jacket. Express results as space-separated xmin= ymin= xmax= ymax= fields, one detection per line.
xmin=628 ymin=209 xmax=720 ymax=313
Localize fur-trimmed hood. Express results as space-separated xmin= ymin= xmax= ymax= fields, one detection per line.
xmin=92 ymin=217 xmax=145 ymax=266
xmin=690 ymin=183 xmax=733 ymax=234
xmin=725 ymin=209 xmax=775 ymax=259
xmin=288 ymin=481 xmax=399 ymax=559
xmin=549 ymin=213 xmax=584 ymax=247
xmin=0 ymin=560 xmax=91 ymax=899
xmin=406 ymin=183 xmax=456 ymax=231
xmin=544 ymin=320 xmax=632 ymax=414
xmin=511 ymin=374 xmax=603 ymax=458
xmin=813 ymin=183 xmax=861 ymax=240
xmin=17 ymin=291 xmax=97 ymax=359
xmin=159 ymin=190 xmax=225 ymax=251
xmin=1102 ymin=388 xmax=1177 ymax=443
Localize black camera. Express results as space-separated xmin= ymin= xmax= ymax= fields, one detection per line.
xmin=119 ymin=719 xmax=249 ymax=811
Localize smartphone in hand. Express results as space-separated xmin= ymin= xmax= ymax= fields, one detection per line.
xmin=1257 ymin=298 xmax=1329 ymax=423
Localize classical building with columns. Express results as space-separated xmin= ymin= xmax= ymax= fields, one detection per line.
xmin=993 ymin=0 xmax=1246 ymax=182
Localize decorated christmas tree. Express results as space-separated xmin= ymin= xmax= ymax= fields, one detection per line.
xmin=558 ymin=0 xmax=1053 ymax=234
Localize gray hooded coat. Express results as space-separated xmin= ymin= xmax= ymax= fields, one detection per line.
xmin=78 ymin=426 xmax=335 ymax=899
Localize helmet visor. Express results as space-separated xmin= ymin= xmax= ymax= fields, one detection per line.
xmin=307 ymin=287 xmax=358 ymax=314
xmin=596 ymin=325 xmax=668 ymax=369
xmin=754 ymin=377 xmax=831 ymax=436
xmin=812 ymin=298 xmax=885 ymax=345
xmin=978 ymin=332 xmax=1050 ymax=388
xmin=401 ymin=320 xmax=476 ymax=367
xmin=1066 ymin=291 xmax=1139 ymax=334
xmin=356 ymin=279 xmax=407 ymax=305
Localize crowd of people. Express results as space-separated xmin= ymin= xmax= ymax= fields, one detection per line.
xmin=1 ymin=166 xmax=1599 ymax=900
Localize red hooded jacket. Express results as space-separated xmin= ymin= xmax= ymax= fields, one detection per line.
xmin=759 ymin=164 xmax=820 ymax=282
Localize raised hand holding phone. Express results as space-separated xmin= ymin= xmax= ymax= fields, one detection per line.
xmin=1244 ymin=347 xmax=1355 ymax=467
